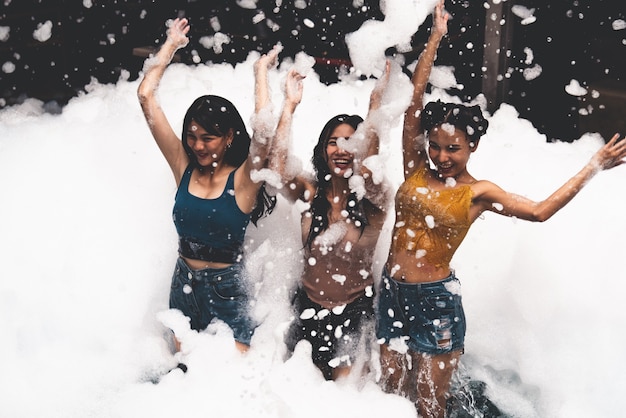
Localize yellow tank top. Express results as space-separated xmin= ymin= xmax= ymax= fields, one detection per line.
xmin=391 ymin=167 xmax=473 ymax=268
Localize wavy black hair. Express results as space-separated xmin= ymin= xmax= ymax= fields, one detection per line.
xmin=182 ymin=95 xmax=275 ymax=224
xmin=305 ymin=114 xmax=369 ymax=248
xmin=422 ymin=101 xmax=489 ymax=143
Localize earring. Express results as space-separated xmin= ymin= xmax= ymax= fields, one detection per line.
xmin=227 ymin=142 xmax=232 ymax=148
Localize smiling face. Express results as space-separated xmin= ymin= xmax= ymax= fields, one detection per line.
xmin=185 ymin=120 xmax=232 ymax=168
xmin=324 ymin=123 xmax=355 ymax=178
xmin=427 ymin=123 xmax=476 ymax=179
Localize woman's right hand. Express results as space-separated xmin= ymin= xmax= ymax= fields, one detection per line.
xmin=254 ymin=44 xmax=281 ymax=74
xmin=166 ymin=18 xmax=190 ymax=50
xmin=432 ymin=0 xmax=449 ymax=38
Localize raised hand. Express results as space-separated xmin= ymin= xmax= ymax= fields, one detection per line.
xmin=591 ymin=134 xmax=626 ymax=170
xmin=254 ymin=44 xmax=283 ymax=113
xmin=433 ymin=0 xmax=450 ymax=38
xmin=285 ymin=69 xmax=305 ymax=108
xmin=166 ymin=18 xmax=190 ymax=50
xmin=254 ymin=44 xmax=282 ymax=74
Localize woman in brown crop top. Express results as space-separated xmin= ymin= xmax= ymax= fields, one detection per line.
xmin=376 ymin=1 xmax=626 ymax=416
xmin=271 ymin=63 xmax=392 ymax=380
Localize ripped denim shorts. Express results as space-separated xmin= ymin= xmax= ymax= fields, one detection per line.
xmin=375 ymin=268 xmax=466 ymax=355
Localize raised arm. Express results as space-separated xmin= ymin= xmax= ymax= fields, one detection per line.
xmin=475 ymin=134 xmax=626 ymax=222
xmin=246 ymin=45 xmax=281 ymax=170
xmin=137 ymin=18 xmax=190 ymax=183
xmin=402 ymin=0 xmax=449 ymax=178
xmin=362 ymin=60 xmax=390 ymax=161
xmin=233 ymin=47 xmax=284 ymax=206
xmin=253 ymin=45 xmax=281 ymax=115
xmin=270 ymin=69 xmax=313 ymax=202
xmin=359 ymin=60 xmax=391 ymax=206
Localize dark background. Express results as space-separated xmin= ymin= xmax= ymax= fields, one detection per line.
xmin=1 ymin=0 xmax=624 ymax=141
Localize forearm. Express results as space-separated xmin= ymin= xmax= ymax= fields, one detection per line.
xmin=412 ymin=32 xmax=445 ymax=89
xmin=137 ymin=40 xmax=179 ymax=101
xmin=271 ymin=102 xmax=298 ymax=175
xmin=250 ymin=68 xmax=274 ymax=165
xmin=254 ymin=67 xmax=270 ymax=113
xmin=402 ymin=31 xmax=445 ymax=173
xmin=534 ymin=163 xmax=598 ymax=222
xmin=404 ymin=0 xmax=448 ymax=137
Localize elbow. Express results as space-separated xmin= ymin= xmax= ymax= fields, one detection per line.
xmin=137 ymin=87 xmax=148 ymax=104
xmin=531 ymin=200 xmax=563 ymax=222
xmin=136 ymin=81 xmax=154 ymax=104
xmin=530 ymin=209 xmax=551 ymax=223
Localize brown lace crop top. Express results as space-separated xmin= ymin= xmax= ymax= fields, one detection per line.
xmin=391 ymin=167 xmax=473 ymax=268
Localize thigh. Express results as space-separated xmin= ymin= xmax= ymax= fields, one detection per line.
xmin=332 ymin=295 xmax=374 ymax=360
xmin=375 ymin=276 xmax=407 ymax=343
xmin=198 ymin=265 xmax=256 ymax=345
xmin=287 ymin=288 xmax=331 ymax=355
xmin=404 ymin=282 xmax=466 ymax=354
xmin=415 ymin=350 xmax=461 ymax=391
xmin=378 ymin=343 xmax=416 ymax=399
xmin=169 ymin=259 xmax=202 ymax=330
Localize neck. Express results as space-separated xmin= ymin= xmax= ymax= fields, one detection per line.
xmin=198 ymin=160 xmax=231 ymax=177
xmin=326 ymin=177 xmax=351 ymax=205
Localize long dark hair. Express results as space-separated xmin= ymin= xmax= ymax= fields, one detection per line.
xmin=182 ymin=95 xmax=275 ymax=224
xmin=305 ymin=114 xmax=369 ymax=248
xmin=421 ymin=100 xmax=489 ymax=143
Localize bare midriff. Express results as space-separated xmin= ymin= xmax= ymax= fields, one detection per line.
xmin=385 ymin=250 xmax=452 ymax=283
xmin=182 ymin=256 xmax=233 ymax=270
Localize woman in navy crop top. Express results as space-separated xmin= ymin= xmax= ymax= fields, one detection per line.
xmin=377 ymin=2 xmax=626 ymax=417
xmin=138 ymin=17 xmax=277 ymax=356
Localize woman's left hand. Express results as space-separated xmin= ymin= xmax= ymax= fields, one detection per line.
xmin=369 ymin=60 xmax=391 ymax=112
xmin=285 ymin=69 xmax=305 ymax=107
xmin=433 ymin=0 xmax=450 ymax=38
xmin=591 ymin=133 xmax=626 ymax=170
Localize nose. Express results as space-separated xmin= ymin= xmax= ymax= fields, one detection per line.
xmin=192 ymin=139 xmax=204 ymax=151
xmin=335 ymin=147 xmax=352 ymax=157
xmin=433 ymin=149 xmax=449 ymax=163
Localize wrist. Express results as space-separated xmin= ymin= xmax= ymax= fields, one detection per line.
xmin=430 ymin=30 xmax=446 ymax=42
xmin=284 ymin=101 xmax=299 ymax=112
xmin=581 ymin=160 xmax=601 ymax=180
xmin=254 ymin=66 xmax=269 ymax=76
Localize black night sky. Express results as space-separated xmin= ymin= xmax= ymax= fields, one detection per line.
xmin=1 ymin=0 xmax=624 ymax=141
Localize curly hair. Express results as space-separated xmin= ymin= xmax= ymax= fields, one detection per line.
xmin=422 ymin=101 xmax=489 ymax=142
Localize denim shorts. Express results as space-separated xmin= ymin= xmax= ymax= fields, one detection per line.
xmin=375 ymin=268 xmax=466 ymax=355
xmin=286 ymin=288 xmax=374 ymax=379
xmin=169 ymin=257 xmax=256 ymax=345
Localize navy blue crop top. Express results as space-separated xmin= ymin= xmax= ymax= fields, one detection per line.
xmin=173 ymin=166 xmax=251 ymax=263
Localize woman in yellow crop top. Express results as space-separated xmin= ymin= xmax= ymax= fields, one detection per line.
xmin=376 ymin=1 xmax=626 ymax=416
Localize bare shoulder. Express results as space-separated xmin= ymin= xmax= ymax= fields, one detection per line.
xmin=470 ymin=179 xmax=501 ymax=195
xmin=470 ymin=179 xmax=507 ymax=209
